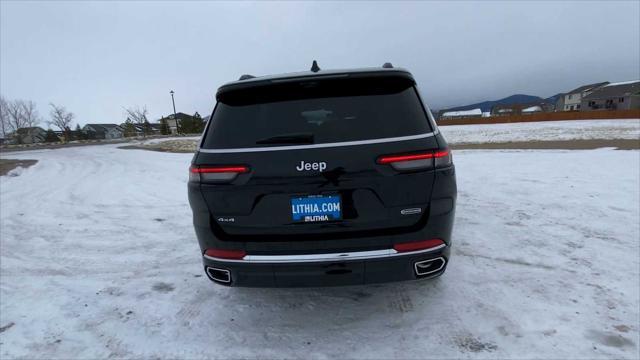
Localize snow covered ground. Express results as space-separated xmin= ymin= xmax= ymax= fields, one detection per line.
xmin=439 ymin=119 xmax=640 ymax=144
xmin=1 ymin=145 xmax=639 ymax=359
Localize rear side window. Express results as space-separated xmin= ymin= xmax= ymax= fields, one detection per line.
xmin=202 ymin=76 xmax=432 ymax=149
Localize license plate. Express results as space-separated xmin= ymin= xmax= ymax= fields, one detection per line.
xmin=291 ymin=195 xmax=341 ymax=223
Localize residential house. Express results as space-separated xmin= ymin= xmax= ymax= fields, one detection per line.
xmin=555 ymin=95 xmax=566 ymax=112
xmin=132 ymin=123 xmax=160 ymax=136
xmin=581 ymin=80 xmax=640 ymax=111
xmin=439 ymin=108 xmax=483 ymax=120
xmin=157 ymin=112 xmax=206 ymax=134
xmin=491 ymin=102 xmax=553 ymax=116
xmin=158 ymin=112 xmax=193 ymax=134
xmin=83 ymin=124 xmax=124 ymax=140
xmin=560 ymin=82 xmax=609 ymax=111
xmin=149 ymin=123 xmax=163 ymax=134
xmin=10 ymin=127 xmax=47 ymax=144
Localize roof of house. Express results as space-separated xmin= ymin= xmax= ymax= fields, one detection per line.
xmin=85 ymin=124 xmax=122 ymax=131
xmin=492 ymin=102 xmax=548 ymax=113
xmin=16 ymin=127 xmax=46 ymax=134
xmin=583 ymin=80 xmax=640 ymax=100
xmin=565 ymin=82 xmax=609 ymax=95
xmin=522 ymin=105 xmax=543 ymax=112
xmin=160 ymin=112 xmax=192 ymax=120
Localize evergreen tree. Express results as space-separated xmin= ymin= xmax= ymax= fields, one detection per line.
xmin=123 ymin=117 xmax=136 ymax=137
xmin=193 ymin=112 xmax=205 ymax=133
xmin=143 ymin=119 xmax=152 ymax=136
xmin=160 ymin=118 xmax=170 ymax=135
xmin=179 ymin=115 xmax=193 ymax=134
xmin=74 ymin=124 xmax=84 ymax=141
xmin=45 ymin=129 xmax=60 ymax=143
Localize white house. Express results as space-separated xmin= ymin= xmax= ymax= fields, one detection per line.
xmin=83 ymin=124 xmax=124 ymax=139
xmin=561 ymin=82 xmax=609 ymax=111
xmin=7 ymin=127 xmax=47 ymax=144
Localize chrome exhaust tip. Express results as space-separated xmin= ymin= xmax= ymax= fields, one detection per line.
xmin=414 ymin=257 xmax=446 ymax=276
xmin=205 ymin=266 xmax=231 ymax=283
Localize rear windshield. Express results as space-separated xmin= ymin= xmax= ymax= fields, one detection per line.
xmin=202 ymin=77 xmax=432 ymax=149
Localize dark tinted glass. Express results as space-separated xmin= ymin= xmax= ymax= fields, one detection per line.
xmin=202 ymin=78 xmax=431 ymax=149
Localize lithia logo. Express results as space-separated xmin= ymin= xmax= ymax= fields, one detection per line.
xmin=296 ymin=161 xmax=327 ymax=172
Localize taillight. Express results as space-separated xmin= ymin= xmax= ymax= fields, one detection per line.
xmin=393 ymin=239 xmax=445 ymax=253
xmin=377 ymin=149 xmax=451 ymax=171
xmin=205 ymin=248 xmax=246 ymax=260
xmin=189 ymin=165 xmax=249 ymax=183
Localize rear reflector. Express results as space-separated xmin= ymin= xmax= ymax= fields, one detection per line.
xmin=192 ymin=166 xmax=249 ymax=173
xmin=393 ymin=239 xmax=445 ymax=253
xmin=205 ymin=248 xmax=246 ymax=260
xmin=377 ymin=149 xmax=451 ymax=171
xmin=189 ymin=165 xmax=249 ymax=183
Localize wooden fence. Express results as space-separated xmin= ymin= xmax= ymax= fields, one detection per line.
xmin=436 ymin=109 xmax=640 ymax=126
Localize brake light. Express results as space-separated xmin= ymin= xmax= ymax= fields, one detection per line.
xmin=189 ymin=165 xmax=249 ymax=183
xmin=377 ymin=153 xmax=435 ymax=164
xmin=205 ymin=248 xmax=246 ymax=260
xmin=393 ymin=239 xmax=445 ymax=253
xmin=377 ymin=149 xmax=451 ymax=171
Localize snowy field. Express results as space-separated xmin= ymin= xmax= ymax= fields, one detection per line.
xmin=1 ymin=144 xmax=639 ymax=359
xmin=439 ymin=119 xmax=640 ymax=144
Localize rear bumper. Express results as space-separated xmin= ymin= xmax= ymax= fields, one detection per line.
xmin=202 ymin=246 xmax=450 ymax=287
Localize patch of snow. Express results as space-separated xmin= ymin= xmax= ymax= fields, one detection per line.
xmin=442 ymin=108 xmax=482 ymax=117
xmin=440 ymin=119 xmax=640 ymax=144
xmin=138 ymin=136 xmax=201 ymax=146
xmin=6 ymin=167 xmax=24 ymax=177
xmin=0 ymin=144 xmax=638 ymax=358
xmin=522 ymin=105 xmax=542 ymax=113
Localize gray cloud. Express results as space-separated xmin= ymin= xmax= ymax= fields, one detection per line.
xmin=1 ymin=1 xmax=638 ymax=124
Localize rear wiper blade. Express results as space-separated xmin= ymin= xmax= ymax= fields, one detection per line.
xmin=256 ymin=133 xmax=314 ymax=145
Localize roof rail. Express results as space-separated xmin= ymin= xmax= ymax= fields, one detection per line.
xmin=238 ymin=74 xmax=255 ymax=81
xmin=382 ymin=62 xmax=393 ymax=69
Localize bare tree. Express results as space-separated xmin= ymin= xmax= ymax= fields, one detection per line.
xmin=0 ymin=96 xmax=8 ymax=139
xmin=124 ymin=105 xmax=149 ymax=137
xmin=20 ymin=100 xmax=40 ymax=128
xmin=48 ymin=103 xmax=75 ymax=141
xmin=3 ymin=99 xmax=41 ymax=143
xmin=6 ymin=100 xmax=26 ymax=132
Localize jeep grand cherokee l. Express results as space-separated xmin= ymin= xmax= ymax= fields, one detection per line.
xmin=188 ymin=63 xmax=457 ymax=287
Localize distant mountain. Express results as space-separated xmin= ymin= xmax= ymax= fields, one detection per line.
xmin=439 ymin=94 xmax=544 ymax=113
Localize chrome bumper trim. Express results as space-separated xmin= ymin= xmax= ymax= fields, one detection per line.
xmin=203 ymin=244 xmax=446 ymax=263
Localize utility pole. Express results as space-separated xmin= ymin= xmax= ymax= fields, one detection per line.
xmin=170 ymin=90 xmax=180 ymax=134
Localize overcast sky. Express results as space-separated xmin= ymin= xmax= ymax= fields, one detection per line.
xmin=1 ymin=1 xmax=639 ymax=126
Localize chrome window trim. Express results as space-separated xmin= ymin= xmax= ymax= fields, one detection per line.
xmin=203 ymin=244 xmax=446 ymax=263
xmin=198 ymin=132 xmax=435 ymax=154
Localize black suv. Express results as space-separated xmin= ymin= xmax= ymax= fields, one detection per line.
xmin=188 ymin=63 xmax=457 ymax=287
